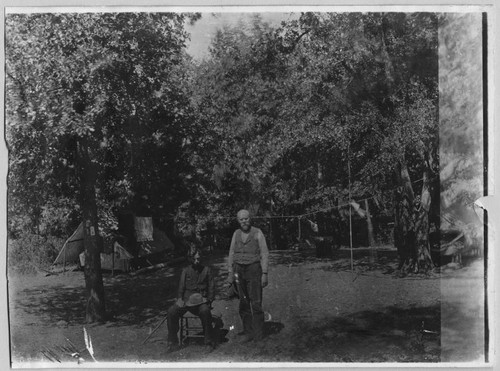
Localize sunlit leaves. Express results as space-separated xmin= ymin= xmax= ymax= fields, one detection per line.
xmin=6 ymin=12 xmax=195 ymax=236
xmin=188 ymin=12 xmax=438 ymax=228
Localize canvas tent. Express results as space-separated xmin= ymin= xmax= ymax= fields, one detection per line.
xmin=53 ymin=218 xmax=175 ymax=269
xmin=137 ymin=228 xmax=175 ymax=257
xmin=53 ymin=223 xmax=134 ymax=272
xmin=53 ymin=222 xmax=84 ymax=266
xmin=134 ymin=217 xmax=175 ymax=257
xmin=79 ymin=241 xmax=133 ymax=272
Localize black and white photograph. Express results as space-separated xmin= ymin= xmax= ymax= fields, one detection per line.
xmin=1 ymin=4 xmax=494 ymax=368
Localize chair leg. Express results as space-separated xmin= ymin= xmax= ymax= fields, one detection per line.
xmin=179 ymin=318 xmax=184 ymax=345
xmin=179 ymin=316 xmax=205 ymax=345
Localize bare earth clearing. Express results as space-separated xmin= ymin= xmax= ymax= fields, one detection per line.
xmin=8 ymin=249 xmax=485 ymax=365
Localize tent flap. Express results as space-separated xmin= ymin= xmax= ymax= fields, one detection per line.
xmin=53 ymin=223 xmax=84 ymax=265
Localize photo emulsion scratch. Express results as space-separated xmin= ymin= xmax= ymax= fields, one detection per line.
xmin=3 ymin=7 xmax=491 ymax=367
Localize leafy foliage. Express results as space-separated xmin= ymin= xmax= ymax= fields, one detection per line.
xmin=8 ymin=233 xmax=65 ymax=274
xmin=6 ymin=13 xmax=198 ymax=239
xmin=6 ymin=12 xmax=454 ymax=275
xmin=188 ymin=13 xmax=438 ymax=231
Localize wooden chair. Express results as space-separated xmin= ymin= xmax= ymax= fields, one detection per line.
xmin=179 ymin=313 xmax=205 ymax=345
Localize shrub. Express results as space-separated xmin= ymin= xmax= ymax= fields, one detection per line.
xmin=8 ymin=233 xmax=64 ymax=275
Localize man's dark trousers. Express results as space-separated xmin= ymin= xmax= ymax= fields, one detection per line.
xmin=234 ymin=262 xmax=264 ymax=340
xmin=166 ymin=303 xmax=213 ymax=344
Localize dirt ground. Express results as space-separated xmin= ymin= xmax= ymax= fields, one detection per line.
xmin=8 ymin=248 xmax=486 ymax=366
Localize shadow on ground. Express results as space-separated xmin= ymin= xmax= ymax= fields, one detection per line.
xmin=282 ymin=304 xmax=441 ymax=362
xmin=265 ymin=321 xmax=285 ymax=336
xmin=204 ymin=305 xmax=439 ymax=363
xmin=12 ymin=262 xmax=226 ymax=329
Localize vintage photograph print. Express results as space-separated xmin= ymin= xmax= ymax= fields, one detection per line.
xmin=4 ymin=8 xmax=491 ymax=367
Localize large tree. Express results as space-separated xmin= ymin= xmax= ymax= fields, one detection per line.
xmin=190 ymin=12 xmax=439 ymax=271
xmin=6 ymin=12 xmax=197 ymax=321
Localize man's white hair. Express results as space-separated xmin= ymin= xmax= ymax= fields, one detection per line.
xmin=237 ymin=209 xmax=250 ymax=218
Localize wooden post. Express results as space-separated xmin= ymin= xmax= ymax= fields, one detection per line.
xmin=298 ymin=217 xmax=301 ymax=240
xmin=348 ymin=144 xmax=353 ymax=272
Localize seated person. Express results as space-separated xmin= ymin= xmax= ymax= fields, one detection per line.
xmin=166 ymin=247 xmax=216 ymax=351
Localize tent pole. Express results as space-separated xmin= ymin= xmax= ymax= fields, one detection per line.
xmin=348 ymin=144 xmax=353 ymax=272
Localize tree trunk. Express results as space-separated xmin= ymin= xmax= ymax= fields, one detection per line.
xmin=414 ymin=169 xmax=434 ymax=272
xmin=377 ymin=13 xmax=435 ymax=274
xmin=77 ymin=138 xmax=106 ymax=322
xmin=394 ymin=158 xmax=434 ymax=274
xmin=365 ymin=199 xmax=377 ymax=263
xmin=379 ymin=17 xmax=395 ymax=87
xmin=394 ymin=159 xmax=416 ymax=271
xmin=365 ymin=199 xmax=375 ymax=246
xmin=330 ymin=199 xmax=342 ymax=249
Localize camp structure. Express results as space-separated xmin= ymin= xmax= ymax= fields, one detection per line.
xmin=53 ymin=217 xmax=176 ymax=271
xmin=52 ymin=223 xmax=134 ymax=272
xmin=134 ymin=217 xmax=174 ymax=255
xmin=52 ymin=222 xmax=84 ymax=267
xmin=79 ymin=240 xmax=133 ymax=272
xmin=52 ymin=223 xmax=132 ymax=272
xmin=131 ymin=216 xmax=175 ymax=266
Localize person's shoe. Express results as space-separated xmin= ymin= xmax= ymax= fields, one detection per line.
xmin=204 ymin=341 xmax=217 ymax=352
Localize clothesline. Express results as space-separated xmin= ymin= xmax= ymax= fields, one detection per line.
xmin=245 ymin=177 xmax=425 ymax=221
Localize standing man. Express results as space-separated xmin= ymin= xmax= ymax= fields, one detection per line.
xmin=166 ymin=247 xmax=216 ymax=351
xmin=227 ymin=209 xmax=269 ymax=342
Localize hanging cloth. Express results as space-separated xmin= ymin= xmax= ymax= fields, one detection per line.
xmin=134 ymin=217 xmax=154 ymax=242
xmin=350 ymin=201 xmax=366 ymax=218
xmin=307 ymin=219 xmax=319 ymax=233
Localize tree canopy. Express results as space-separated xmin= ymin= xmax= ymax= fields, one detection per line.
xmin=186 ymin=13 xmax=438 ymax=233
xmin=6 ymin=12 xmax=200 ymax=238
xmin=6 ymin=12 xmax=201 ymax=320
xmin=7 ymin=11 xmax=481 ymax=285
